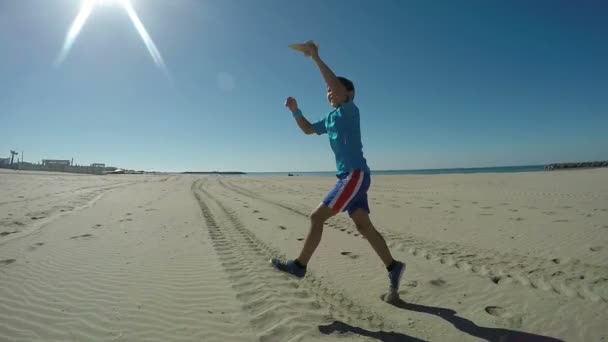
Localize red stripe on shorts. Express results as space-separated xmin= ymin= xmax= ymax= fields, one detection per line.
xmin=332 ymin=170 xmax=362 ymax=211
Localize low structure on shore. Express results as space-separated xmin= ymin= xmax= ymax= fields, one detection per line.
xmin=545 ymin=161 xmax=608 ymax=170
xmin=182 ymin=171 xmax=246 ymax=175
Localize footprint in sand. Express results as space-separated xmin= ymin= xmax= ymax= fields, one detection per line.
xmin=0 ymin=231 xmax=19 ymax=237
xmin=553 ymin=219 xmax=568 ymax=223
xmin=30 ymin=216 xmax=45 ymax=220
xmin=453 ymin=205 xmax=461 ymax=208
xmin=513 ymin=217 xmax=525 ymax=221
xmin=405 ymin=280 xmax=418 ymax=287
xmin=144 ymin=209 xmax=158 ymax=212
xmin=120 ymin=218 xmax=133 ymax=222
xmin=420 ymin=206 xmax=434 ymax=209
xmin=252 ymin=210 xmax=260 ymax=214
xmin=542 ymin=211 xmax=557 ymax=215
xmin=28 ymin=242 xmax=45 ymax=251
xmin=509 ymin=209 xmax=519 ymax=212
xmin=484 ymin=306 xmax=523 ymax=328
xmin=258 ymin=217 xmax=268 ymax=221
xmin=93 ymin=224 xmax=102 ymax=228
xmin=126 ymin=213 xmax=132 ymax=216
xmin=485 ymin=306 xmax=506 ymax=316
xmin=70 ymin=234 xmax=93 ymax=240
xmin=278 ymin=226 xmax=287 ymax=230
xmin=429 ymin=278 xmax=447 ymax=287
xmin=590 ymin=246 xmax=604 ymax=252
xmin=297 ymin=237 xmax=304 ymax=241
xmin=551 ymin=258 xmax=561 ymax=264
xmin=1 ymin=259 xmax=17 ymax=265
xmin=340 ymin=251 xmax=359 ymax=259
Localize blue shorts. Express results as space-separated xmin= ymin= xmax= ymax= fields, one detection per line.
xmin=322 ymin=170 xmax=371 ymax=215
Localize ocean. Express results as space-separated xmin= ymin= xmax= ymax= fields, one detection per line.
xmin=246 ymin=165 xmax=546 ymax=177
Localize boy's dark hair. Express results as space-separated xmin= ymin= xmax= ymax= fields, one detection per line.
xmin=337 ymin=77 xmax=355 ymax=92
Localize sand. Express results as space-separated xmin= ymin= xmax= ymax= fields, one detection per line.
xmin=1 ymin=168 xmax=607 ymax=341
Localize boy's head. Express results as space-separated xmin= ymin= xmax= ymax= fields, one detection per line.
xmin=327 ymin=76 xmax=355 ymax=107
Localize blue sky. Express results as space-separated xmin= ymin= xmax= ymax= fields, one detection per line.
xmin=1 ymin=0 xmax=607 ymax=172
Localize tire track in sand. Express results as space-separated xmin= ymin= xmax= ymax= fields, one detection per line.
xmin=192 ymin=180 xmax=398 ymax=342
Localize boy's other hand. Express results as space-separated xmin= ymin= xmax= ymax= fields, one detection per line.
xmin=285 ymin=97 xmax=298 ymax=112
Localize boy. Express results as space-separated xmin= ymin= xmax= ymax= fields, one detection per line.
xmin=271 ymin=41 xmax=405 ymax=300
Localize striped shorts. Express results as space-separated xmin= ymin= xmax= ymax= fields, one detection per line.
xmin=322 ymin=169 xmax=371 ymax=215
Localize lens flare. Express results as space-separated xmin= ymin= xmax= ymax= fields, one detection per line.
xmin=56 ymin=0 xmax=168 ymax=75
xmin=122 ymin=1 xmax=167 ymax=74
xmin=55 ymin=0 xmax=95 ymax=66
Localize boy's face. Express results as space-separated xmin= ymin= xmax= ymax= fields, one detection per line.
xmin=327 ymin=86 xmax=353 ymax=108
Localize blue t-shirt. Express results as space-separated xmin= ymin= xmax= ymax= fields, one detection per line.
xmin=312 ymin=101 xmax=370 ymax=174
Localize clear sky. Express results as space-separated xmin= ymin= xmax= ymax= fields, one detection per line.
xmin=1 ymin=0 xmax=607 ymax=172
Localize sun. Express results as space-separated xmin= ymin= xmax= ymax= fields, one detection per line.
xmin=56 ymin=0 xmax=167 ymax=75
xmin=96 ymin=0 xmax=130 ymax=7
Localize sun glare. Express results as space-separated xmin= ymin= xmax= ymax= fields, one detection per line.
xmin=96 ymin=0 xmax=129 ymax=7
xmin=56 ymin=0 xmax=168 ymax=75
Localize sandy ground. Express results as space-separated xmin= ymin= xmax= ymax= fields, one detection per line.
xmin=1 ymin=168 xmax=607 ymax=341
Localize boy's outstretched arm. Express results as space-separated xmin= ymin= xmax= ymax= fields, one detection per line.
xmin=306 ymin=42 xmax=347 ymax=102
xmin=285 ymin=96 xmax=315 ymax=135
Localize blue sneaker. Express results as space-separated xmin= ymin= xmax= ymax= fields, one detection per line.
xmin=270 ymin=258 xmax=306 ymax=278
xmin=387 ymin=261 xmax=405 ymax=301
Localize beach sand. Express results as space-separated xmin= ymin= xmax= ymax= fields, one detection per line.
xmin=1 ymin=168 xmax=607 ymax=341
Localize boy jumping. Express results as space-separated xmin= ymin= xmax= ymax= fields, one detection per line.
xmin=271 ymin=41 xmax=405 ymax=300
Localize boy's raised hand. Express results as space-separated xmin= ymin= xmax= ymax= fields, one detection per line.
xmin=303 ymin=40 xmax=319 ymax=58
xmin=289 ymin=40 xmax=319 ymax=58
xmin=285 ymin=96 xmax=298 ymax=112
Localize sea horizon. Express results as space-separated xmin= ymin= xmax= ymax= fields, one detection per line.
xmin=245 ymin=164 xmax=547 ymax=177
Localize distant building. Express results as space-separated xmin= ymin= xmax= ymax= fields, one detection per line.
xmin=42 ymin=159 xmax=71 ymax=166
xmin=91 ymin=163 xmax=105 ymax=168
xmin=0 ymin=158 xmax=9 ymax=166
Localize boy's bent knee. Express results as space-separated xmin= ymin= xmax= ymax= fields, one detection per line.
xmin=310 ymin=205 xmax=334 ymax=225
xmin=310 ymin=211 xmax=327 ymax=225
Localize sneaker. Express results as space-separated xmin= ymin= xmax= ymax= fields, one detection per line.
xmin=386 ymin=261 xmax=405 ymax=301
xmin=270 ymin=258 xmax=306 ymax=278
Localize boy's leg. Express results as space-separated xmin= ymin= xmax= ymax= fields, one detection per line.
xmin=350 ymin=208 xmax=405 ymax=301
xmin=296 ymin=204 xmax=336 ymax=265
xmin=271 ymin=174 xmax=348 ymax=277
xmin=350 ymin=209 xmax=394 ymax=266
